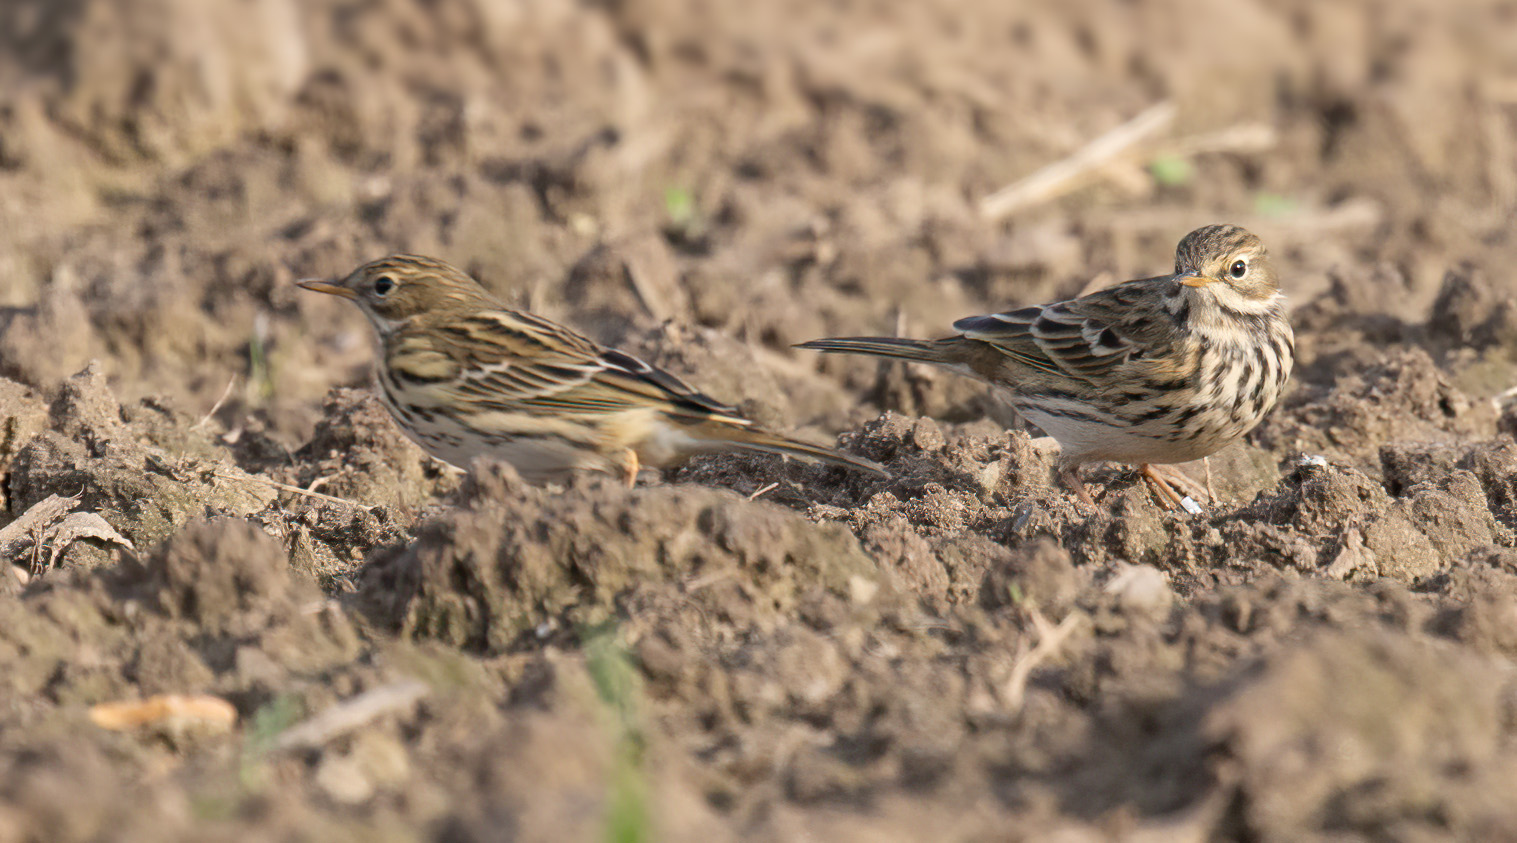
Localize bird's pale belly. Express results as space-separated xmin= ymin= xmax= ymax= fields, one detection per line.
xmin=1010 ymin=355 xmax=1288 ymax=466
xmin=409 ymin=423 xmax=604 ymax=482
xmin=377 ymin=381 xmax=618 ymax=482
xmin=1017 ymin=404 xmax=1245 ymax=465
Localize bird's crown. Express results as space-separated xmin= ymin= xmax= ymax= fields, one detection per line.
xmin=1172 ymin=224 xmax=1278 ymax=302
xmin=300 ymin=254 xmax=497 ymax=329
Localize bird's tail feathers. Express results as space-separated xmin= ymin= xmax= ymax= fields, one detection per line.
xmin=692 ymin=423 xmax=888 ymax=478
xmin=794 ymin=336 xmax=955 ymax=365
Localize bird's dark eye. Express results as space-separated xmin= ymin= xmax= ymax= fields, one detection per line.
xmin=372 ymin=275 xmax=395 ymax=296
xmin=1229 ymin=259 xmax=1247 ymax=279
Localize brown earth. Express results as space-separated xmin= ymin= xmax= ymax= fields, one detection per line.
xmin=2 ymin=0 xmax=1517 ymax=840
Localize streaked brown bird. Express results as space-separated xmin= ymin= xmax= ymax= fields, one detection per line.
xmin=797 ymin=224 xmax=1293 ymax=509
xmin=298 ymin=255 xmax=885 ymax=485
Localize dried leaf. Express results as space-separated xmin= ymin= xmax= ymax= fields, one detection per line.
xmin=89 ymin=694 xmax=237 ymax=732
xmin=45 ymin=511 xmax=134 ymax=567
xmin=0 ymin=494 xmax=135 ymax=574
xmin=0 ymin=494 xmax=78 ymax=558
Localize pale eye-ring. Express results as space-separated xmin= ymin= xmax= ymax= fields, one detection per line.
xmin=372 ymin=275 xmax=396 ymax=296
xmin=1229 ymin=259 xmax=1247 ymax=279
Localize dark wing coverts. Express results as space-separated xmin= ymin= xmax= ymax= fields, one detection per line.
xmin=425 ymin=310 xmax=744 ymax=421
xmin=951 ymin=278 xmax=1173 ymax=382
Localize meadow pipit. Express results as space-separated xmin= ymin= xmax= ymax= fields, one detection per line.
xmin=798 ymin=224 xmax=1294 ymax=509
xmin=299 ymin=255 xmax=885 ymax=485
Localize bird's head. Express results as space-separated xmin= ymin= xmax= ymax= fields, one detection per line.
xmin=298 ymin=254 xmax=495 ymax=334
xmin=1171 ymin=224 xmax=1280 ymax=313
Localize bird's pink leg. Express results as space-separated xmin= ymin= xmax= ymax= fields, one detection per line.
xmin=622 ymin=448 xmax=640 ymax=488
xmin=1140 ymin=464 xmax=1210 ymax=511
xmin=1058 ymin=463 xmax=1097 ymax=508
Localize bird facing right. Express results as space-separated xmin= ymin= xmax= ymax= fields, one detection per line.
xmin=797 ymin=224 xmax=1294 ymax=508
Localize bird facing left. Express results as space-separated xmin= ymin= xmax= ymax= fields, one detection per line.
xmin=298 ymin=254 xmax=886 ymax=485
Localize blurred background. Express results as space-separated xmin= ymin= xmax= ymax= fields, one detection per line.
xmin=0 ymin=0 xmax=1512 ymax=443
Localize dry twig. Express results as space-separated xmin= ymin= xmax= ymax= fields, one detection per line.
xmin=980 ymin=102 xmax=1177 ymax=221
xmin=1166 ymin=123 xmax=1277 ymax=157
xmin=979 ymin=104 xmax=1283 ymax=221
xmin=1002 ymin=608 xmax=1083 ymax=713
xmin=216 ymin=466 xmax=371 ymax=510
xmin=195 ymin=375 xmax=238 ymax=430
xmin=272 ymin=679 xmax=428 ymax=752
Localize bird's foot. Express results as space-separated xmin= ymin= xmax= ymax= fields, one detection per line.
xmin=1140 ymin=464 xmax=1206 ymax=514
xmin=1057 ymin=464 xmax=1098 ymax=509
xmin=621 ymin=448 xmax=641 ymax=489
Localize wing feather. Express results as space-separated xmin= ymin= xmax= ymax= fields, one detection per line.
xmin=416 ymin=309 xmax=743 ymax=422
xmin=950 ymin=277 xmax=1171 ymax=382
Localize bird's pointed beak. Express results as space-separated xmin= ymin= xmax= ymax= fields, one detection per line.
xmin=297 ymin=277 xmax=358 ymax=300
xmin=1176 ymin=274 xmax=1212 ymax=288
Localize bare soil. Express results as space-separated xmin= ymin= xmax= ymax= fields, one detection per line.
xmin=2 ymin=0 xmax=1517 ymax=840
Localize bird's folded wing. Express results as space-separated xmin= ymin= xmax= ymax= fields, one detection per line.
xmin=437 ymin=310 xmax=742 ymax=420
xmin=592 ymin=349 xmax=744 ymax=419
xmin=951 ymin=281 xmax=1155 ymax=382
